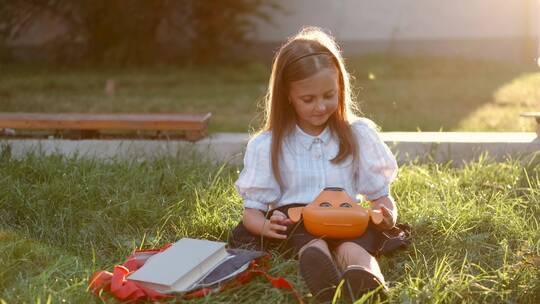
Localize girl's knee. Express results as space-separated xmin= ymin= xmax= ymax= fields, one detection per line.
xmin=334 ymin=241 xmax=370 ymax=257
xmin=333 ymin=242 xmax=376 ymax=270
xmin=299 ymin=238 xmax=330 ymax=256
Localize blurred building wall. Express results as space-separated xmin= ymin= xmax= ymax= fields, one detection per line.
xmin=252 ymin=0 xmax=540 ymax=62
xmin=4 ymin=0 xmax=539 ymax=63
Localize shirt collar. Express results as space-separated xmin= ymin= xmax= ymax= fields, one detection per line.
xmin=294 ymin=124 xmax=332 ymax=150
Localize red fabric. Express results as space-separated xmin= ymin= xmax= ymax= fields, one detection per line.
xmin=89 ymin=244 xmax=303 ymax=303
xmin=243 ymin=261 xmax=304 ymax=304
xmin=89 ymin=244 xmax=175 ymax=302
xmin=183 ymin=288 xmax=213 ymax=299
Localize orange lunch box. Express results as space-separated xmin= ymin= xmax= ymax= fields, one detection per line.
xmin=287 ymin=187 xmax=383 ymax=239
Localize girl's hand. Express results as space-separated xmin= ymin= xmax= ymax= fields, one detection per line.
xmin=262 ymin=210 xmax=293 ymax=239
xmin=370 ymin=196 xmax=397 ymax=231
xmin=374 ymin=206 xmax=395 ymax=231
xmin=271 ymin=210 xmax=294 ymax=225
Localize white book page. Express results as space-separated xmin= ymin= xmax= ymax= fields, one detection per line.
xmin=128 ymin=238 xmax=226 ymax=287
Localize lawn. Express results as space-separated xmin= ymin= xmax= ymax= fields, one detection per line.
xmin=1 ymin=148 xmax=539 ymax=303
xmin=1 ymin=55 xmax=539 ymax=133
xmin=1 ymin=55 xmax=539 ymax=303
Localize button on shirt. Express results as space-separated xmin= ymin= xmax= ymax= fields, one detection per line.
xmin=235 ymin=118 xmax=398 ymax=211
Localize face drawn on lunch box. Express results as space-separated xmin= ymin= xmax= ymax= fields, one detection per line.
xmin=287 ymin=187 xmax=384 ymax=239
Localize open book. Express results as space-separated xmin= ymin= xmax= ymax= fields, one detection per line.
xmin=127 ymin=238 xmax=230 ymax=293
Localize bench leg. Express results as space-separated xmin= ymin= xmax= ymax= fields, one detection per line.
xmin=58 ymin=130 xmax=100 ymax=139
xmin=185 ymin=130 xmax=204 ymax=142
xmin=81 ymin=130 xmax=100 ymax=139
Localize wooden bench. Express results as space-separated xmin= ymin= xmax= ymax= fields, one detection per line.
xmin=520 ymin=112 xmax=540 ymax=136
xmin=0 ymin=112 xmax=211 ymax=141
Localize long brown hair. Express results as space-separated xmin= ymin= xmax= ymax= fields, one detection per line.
xmin=259 ymin=27 xmax=359 ymax=187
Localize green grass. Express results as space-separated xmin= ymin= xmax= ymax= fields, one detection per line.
xmin=1 ymin=148 xmax=539 ymax=303
xmin=1 ymin=55 xmax=538 ymax=133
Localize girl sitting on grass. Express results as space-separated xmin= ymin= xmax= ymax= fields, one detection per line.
xmin=229 ymin=27 xmax=398 ymax=303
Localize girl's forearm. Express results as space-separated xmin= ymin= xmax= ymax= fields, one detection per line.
xmin=242 ymin=208 xmax=268 ymax=236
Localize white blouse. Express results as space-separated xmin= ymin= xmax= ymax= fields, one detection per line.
xmin=235 ymin=118 xmax=398 ymax=211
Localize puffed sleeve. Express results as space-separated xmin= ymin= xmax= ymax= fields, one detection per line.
xmin=235 ymin=132 xmax=282 ymax=211
xmin=352 ymin=119 xmax=398 ymax=201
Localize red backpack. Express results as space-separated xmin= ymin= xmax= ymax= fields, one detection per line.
xmin=89 ymin=244 xmax=303 ymax=303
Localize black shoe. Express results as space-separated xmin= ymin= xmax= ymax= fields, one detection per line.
xmin=341 ymin=266 xmax=387 ymax=303
xmin=299 ymin=246 xmax=341 ymax=303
